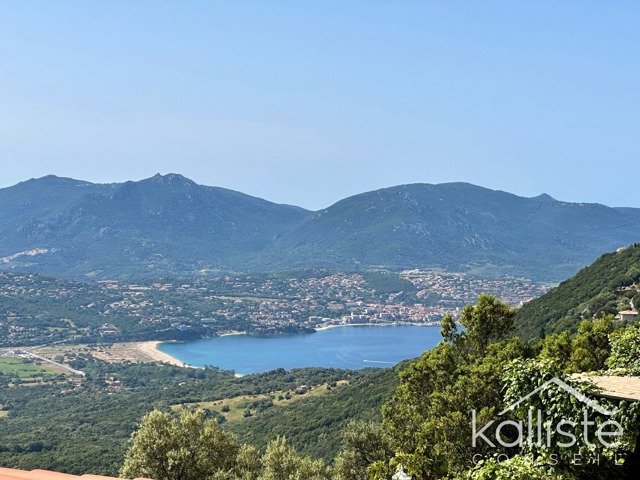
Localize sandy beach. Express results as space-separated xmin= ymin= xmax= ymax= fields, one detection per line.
xmin=136 ymin=341 xmax=188 ymax=367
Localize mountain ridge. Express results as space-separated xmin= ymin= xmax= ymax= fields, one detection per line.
xmin=0 ymin=174 xmax=638 ymax=281
xmin=260 ymin=181 xmax=640 ymax=280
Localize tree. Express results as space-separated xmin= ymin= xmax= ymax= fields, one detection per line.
xmin=502 ymin=358 xmax=639 ymax=474
xmin=211 ymin=444 xmax=262 ymax=480
xmin=567 ymin=316 xmax=615 ymax=372
xmin=381 ymin=339 xmax=527 ymax=478
xmin=607 ymin=325 xmax=640 ymax=374
xmin=120 ymin=409 xmax=239 ymax=480
xmin=259 ymin=436 xmax=330 ymax=480
xmin=234 ymin=444 xmax=262 ymax=479
xmin=440 ymin=313 xmax=458 ymax=344
xmin=379 ymin=294 xmax=527 ymax=479
xmin=539 ymin=330 xmax=573 ymax=372
xmin=459 ymin=294 xmax=516 ymax=354
xmin=333 ymin=421 xmax=392 ymax=480
xmin=456 ymin=454 xmax=574 ymax=479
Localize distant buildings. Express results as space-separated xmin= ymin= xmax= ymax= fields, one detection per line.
xmin=0 ymin=269 xmax=549 ymax=346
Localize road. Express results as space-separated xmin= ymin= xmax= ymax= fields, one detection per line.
xmin=18 ymin=348 xmax=85 ymax=376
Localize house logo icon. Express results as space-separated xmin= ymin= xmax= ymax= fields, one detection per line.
xmin=499 ymin=377 xmax=614 ymax=417
xmin=472 ymin=376 xmax=624 ymax=450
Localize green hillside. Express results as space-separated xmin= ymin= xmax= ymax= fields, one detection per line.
xmin=229 ymin=367 xmax=398 ymax=460
xmin=0 ymin=360 xmax=387 ymax=476
xmin=0 ymin=174 xmax=310 ymax=278
xmin=263 ymin=183 xmax=640 ymax=281
xmin=2 ymin=176 xmax=640 ymax=281
xmin=514 ymin=243 xmax=640 ymax=338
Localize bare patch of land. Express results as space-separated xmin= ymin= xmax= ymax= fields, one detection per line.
xmin=33 ymin=341 xmax=187 ymax=367
xmin=171 ymin=380 xmax=349 ymax=423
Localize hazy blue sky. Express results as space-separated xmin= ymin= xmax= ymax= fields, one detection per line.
xmin=1 ymin=1 xmax=638 ymax=210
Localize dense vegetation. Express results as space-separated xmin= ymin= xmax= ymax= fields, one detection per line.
xmin=2 ymin=175 xmax=639 ymax=281
xmin=122 ymin=411 xmax=334 ymax=480
xmin=515 ymin=244 xmax=640 ymax=338
xmin=0 ymin=360 xmax=390 ymax=476
xmin=339 ymin=300 xmax=640 ymax=479
xmin=230 ymin=367 xmax=398 ymax=460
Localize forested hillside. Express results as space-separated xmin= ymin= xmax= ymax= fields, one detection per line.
xmin=1 ymin=175 xmax=639 ymax=281
xmin=0 ymin=359 xmax=385 ymax=476
xmin=0 ymin=174 xmax=310 ymax=278
xmin=514 ymin=244 xmax=640 ymax=338
xmin=230 ymin=367 xmax=398 ymax=460
xmin=264 ymin=183 xmax=640 ymax=281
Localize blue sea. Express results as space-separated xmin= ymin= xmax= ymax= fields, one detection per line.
xmin=158 ymin=325 xmax=442 ymax=374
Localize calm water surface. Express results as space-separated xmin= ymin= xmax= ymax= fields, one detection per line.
xmin=158 ymin=325 xmax=441 ymax=374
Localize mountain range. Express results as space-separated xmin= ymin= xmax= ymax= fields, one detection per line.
xmin=1 ymin=174 xmax=639 ymax=281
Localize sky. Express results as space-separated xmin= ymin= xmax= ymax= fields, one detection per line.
xmin=0 ymin=1 xmax=638 ymax=210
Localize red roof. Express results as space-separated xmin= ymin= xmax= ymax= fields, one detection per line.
xmin=0 ymin=467 xmax=152 ymax=480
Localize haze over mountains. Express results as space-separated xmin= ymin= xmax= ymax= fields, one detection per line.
xmin=1 ymin=174 xmax=638 ymax=281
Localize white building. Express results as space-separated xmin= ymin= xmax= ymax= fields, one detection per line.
xmin=618 ymin=309 xmax=639 ymax=322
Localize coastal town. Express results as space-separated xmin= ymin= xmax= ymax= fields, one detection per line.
xmin=0 ymin=270 xmax=549 ymax=347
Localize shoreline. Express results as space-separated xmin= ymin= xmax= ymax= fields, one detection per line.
xmin=136 ymin=341 xmax=189 ymax=368
xmin=314 ymin=322 xmax=438 ymax=331
xmin=219 ymin=331 xmax=247 ymax=337
xmin=137 ymin=324 xmax=440 ymax=369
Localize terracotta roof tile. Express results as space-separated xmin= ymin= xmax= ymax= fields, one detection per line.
xmin=0 ymin=467 xmax=153 ymax=480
